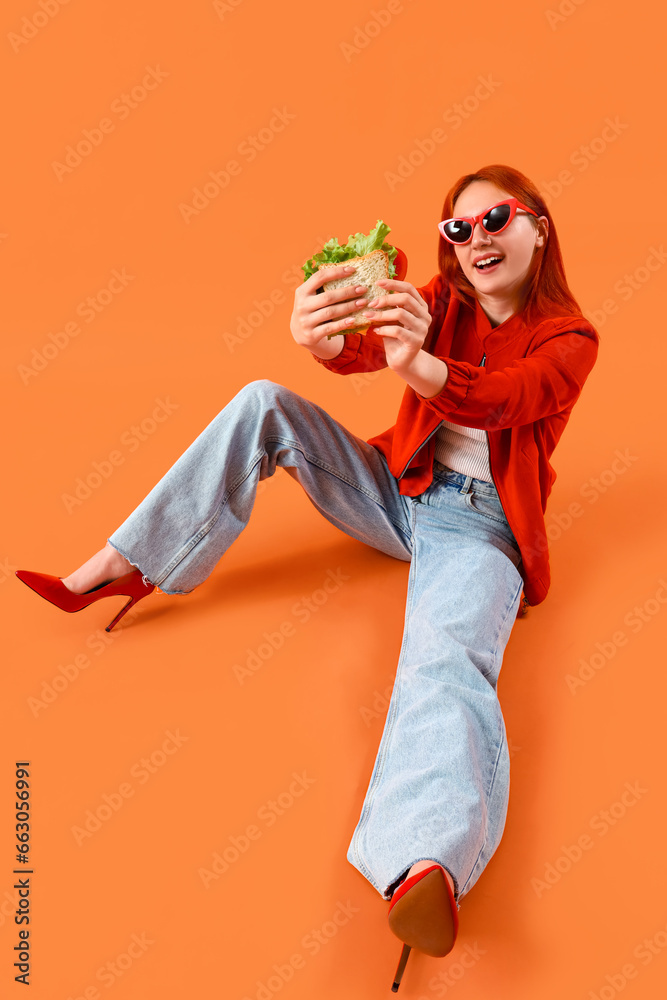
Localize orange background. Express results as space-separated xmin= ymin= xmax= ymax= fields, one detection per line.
xmin=2 ymin=1 xmax=666 ymax=997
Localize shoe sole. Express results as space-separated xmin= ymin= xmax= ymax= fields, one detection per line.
xmin=388 ymin=869 xmax=457 ymax=957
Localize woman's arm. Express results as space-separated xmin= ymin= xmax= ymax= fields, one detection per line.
xmin=361 ymin=277 xmax=599 ymax=426
xmin=390 ymin=351 xmax=449 ymax=398
xmin=412 ymin=329 xmax=599 ymax=430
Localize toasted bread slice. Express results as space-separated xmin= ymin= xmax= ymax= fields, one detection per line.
xmin=318 ymin=248 xmax=390 ymax=337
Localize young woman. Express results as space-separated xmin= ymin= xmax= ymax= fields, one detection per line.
xmin=17 ymin=165 xmax=599 ymax=991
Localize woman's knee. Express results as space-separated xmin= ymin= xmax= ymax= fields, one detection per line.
xmin=234 ymin=378 xmax=295 ymax=411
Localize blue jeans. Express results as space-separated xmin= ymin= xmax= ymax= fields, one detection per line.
xmin=108 ymin=380 xmax=524 ymax=905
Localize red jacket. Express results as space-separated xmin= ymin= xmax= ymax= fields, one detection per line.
xmin=313 ymin=272 xmax=600 ymax=606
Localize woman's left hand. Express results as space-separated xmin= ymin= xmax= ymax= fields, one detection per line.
xmin=361 ymin=278 xmax=432 ymax=372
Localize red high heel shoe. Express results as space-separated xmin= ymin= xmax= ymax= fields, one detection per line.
xmin=15 ymin=569 xmax=155 ymax=631
xmin=388 ymin=863 xmax=459 ymax=992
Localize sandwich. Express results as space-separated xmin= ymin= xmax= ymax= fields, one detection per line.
xmin=302 ymin=220 xmax=406 ymax=337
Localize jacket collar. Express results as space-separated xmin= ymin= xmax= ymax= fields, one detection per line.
xmin=475 ymin=298 xmax=526 ymax=350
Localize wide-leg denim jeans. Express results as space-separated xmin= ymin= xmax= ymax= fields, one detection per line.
xmin=108 ymin=379 xmax=524 ymax=905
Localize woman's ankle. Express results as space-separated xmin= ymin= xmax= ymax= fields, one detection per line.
xmin=103 ymin=543 xmax=134 ymax=577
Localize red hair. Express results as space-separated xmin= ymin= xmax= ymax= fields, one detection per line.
xmin=437 ymin=164 xmax=584 ymax=326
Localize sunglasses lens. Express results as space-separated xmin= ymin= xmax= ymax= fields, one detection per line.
xmin=482 ymin=203 xmax=511 ymax=233
xmin=443 ymin=220 xmax=472 ymax=243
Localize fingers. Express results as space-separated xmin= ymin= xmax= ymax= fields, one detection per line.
xmin=362 ymin=292 xmax=431 ymax=347
xmin=294 ymin=296 xmax=369 ymax=343
xmin=374 ymin=278 xmax=429 ymax=307
xmin=294 ymin=262 xmax=406 ymax=346
xmin=298 ymin=264 xmax=373 ymax=339
xmin=301 ymin=281 xmax=368 ymax=315
xmin=303 ymin=263 xmax=358 ymax=293
xmin=312 ymin=314 xmax=361 ymax=340
xmin=363 ymin=311 xmax=416 ymax=335
xmin=300 ymin=264 xmax=368 ymax=310
xmin=362 ymin=298 xmax=424 ymax=324
xmin=369 ymin=280 xmax=429 ymax=319
xmin=375 ymin=277 xmax=414 ymax=291
xmin=302 ymin=286 xmax=369 ymax=330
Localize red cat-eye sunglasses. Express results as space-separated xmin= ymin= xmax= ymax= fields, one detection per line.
xmin=438 ymin=198 xmax=539 ymax=245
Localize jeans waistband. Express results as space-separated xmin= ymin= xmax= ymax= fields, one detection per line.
xmin=432 ymin=461 xmax=498 ymax=496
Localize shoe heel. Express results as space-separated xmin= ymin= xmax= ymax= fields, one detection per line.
xmin=391 ymin=943 xmax=411 ymax=992
xmin=105 ymin=596 xmax=137 ymax=632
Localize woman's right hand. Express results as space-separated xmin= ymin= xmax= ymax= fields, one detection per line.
xmin=290 ymin=264 xmax=370 ymax=358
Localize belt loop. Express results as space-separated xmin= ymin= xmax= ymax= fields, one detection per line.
xmin=459 ymin=475 xmax=473 ymax=495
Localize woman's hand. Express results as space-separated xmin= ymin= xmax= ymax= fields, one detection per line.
xmin=362 ymin=278 xmax=449 ymax=398
xmin=290 ymin=264 xmax=372 ymax=359
xmin=359 ymin=278 xmax=432 ymax=372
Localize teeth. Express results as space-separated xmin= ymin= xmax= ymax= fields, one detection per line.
xmin=475 ymin=256 xmax=503 ymax=268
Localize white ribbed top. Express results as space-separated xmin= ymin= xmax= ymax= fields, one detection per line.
xmin=433 ymin=419 xmax=493 ymax=483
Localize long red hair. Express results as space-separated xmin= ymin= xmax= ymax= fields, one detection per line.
xmin=437 ymin=164 xmax=584 ymax=325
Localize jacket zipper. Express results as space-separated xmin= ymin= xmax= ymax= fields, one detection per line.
xmin=400 ymin=346 xmax=529 ymax=605
xmin=483 ymin=347 xmax=497 ymax=497
xmin=397 ymin=352 xmax=486 ymax=481
xmin=480 ymin=350 xmax=527 ymax=605
xmin=398 ymin=351 xmax=486 ymax=479
xmin=397 ymin=423 xmax=442 ymax=480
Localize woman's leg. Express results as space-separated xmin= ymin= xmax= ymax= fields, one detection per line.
xmin=347 ymin=467 xmax=524 ymax=905
xmin=101 ymin=379 xmax=414 ymax=593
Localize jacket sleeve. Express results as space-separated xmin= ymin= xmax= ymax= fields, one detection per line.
xmin=416 ymin=327 xmax=599 ymax=430
xmin=311 ymin=327 xmax=388 ymax=375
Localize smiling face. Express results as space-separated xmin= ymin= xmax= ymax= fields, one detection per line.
xmin=451 ymin=180 xmax=548 ymax=321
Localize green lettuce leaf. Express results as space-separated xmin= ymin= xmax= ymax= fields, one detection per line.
xmin=302 ymin=219 xmax=397 ymax=281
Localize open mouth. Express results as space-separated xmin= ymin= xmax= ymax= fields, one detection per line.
xmin=473 ymin=255 xmax=504 ymax=273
